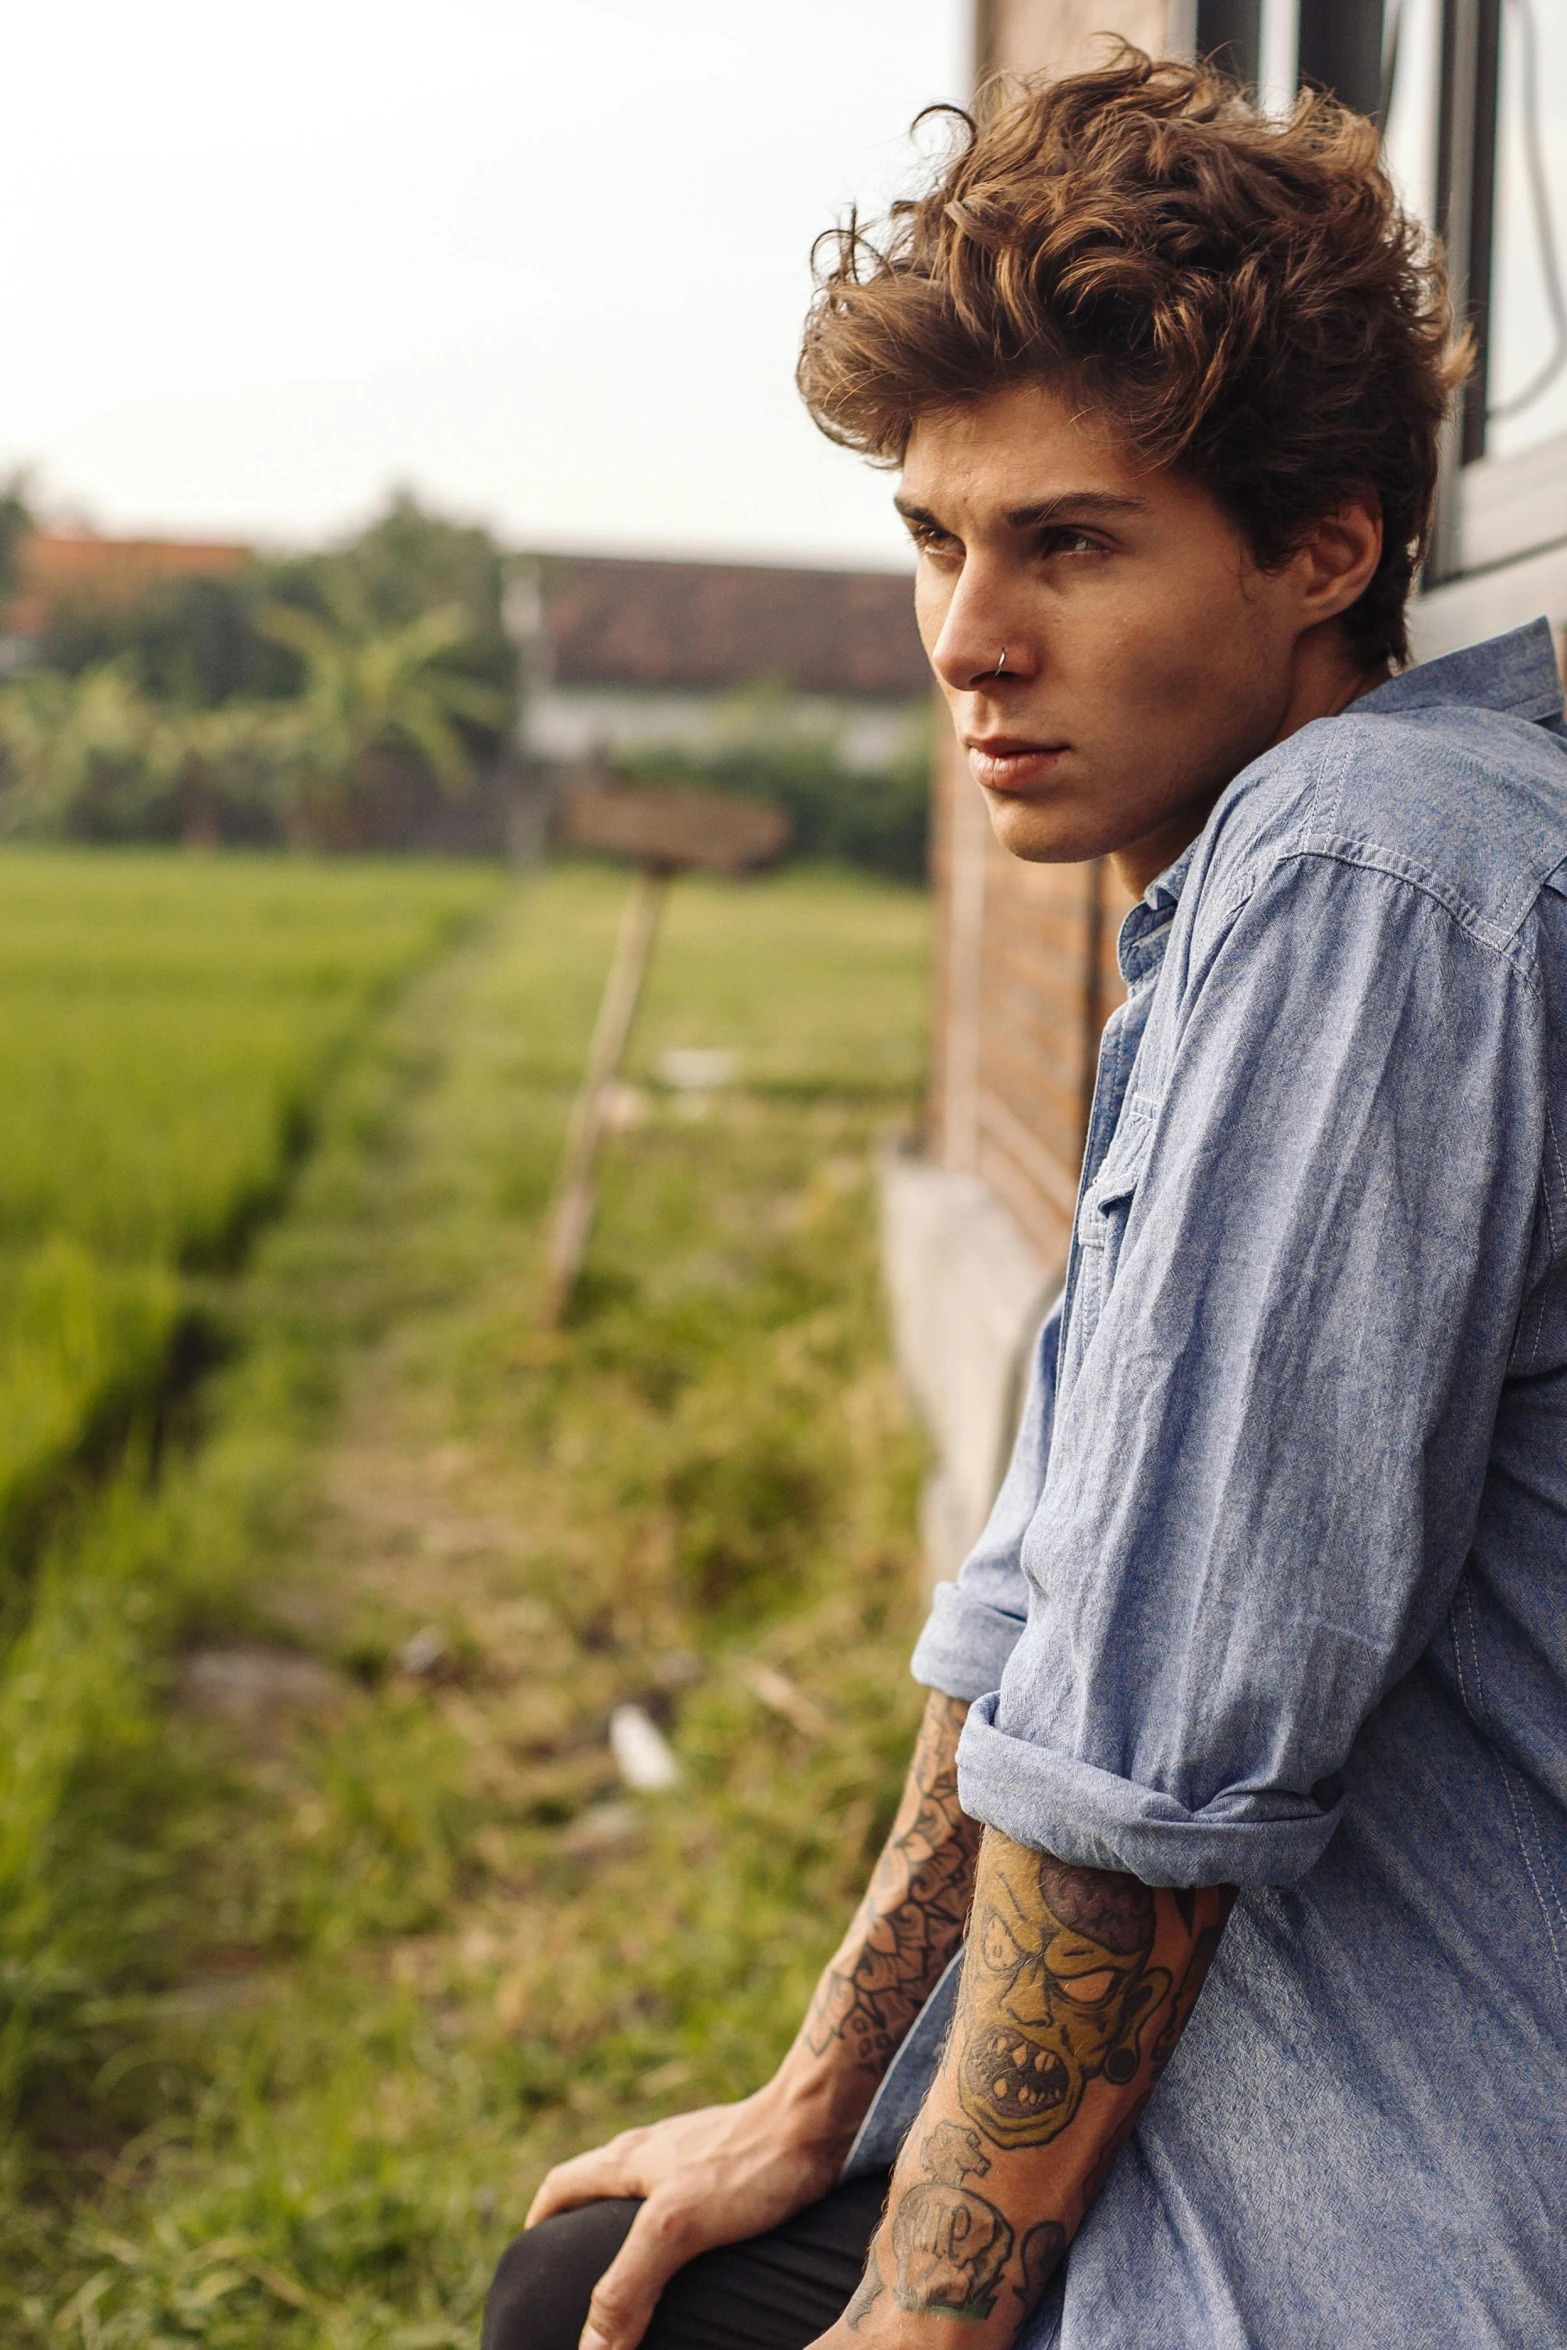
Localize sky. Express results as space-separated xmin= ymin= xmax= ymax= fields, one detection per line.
xmin=6 ymin=2 xmax=1562 ymax=570
xmin=0 ymin=0 xmax=968 ymax=569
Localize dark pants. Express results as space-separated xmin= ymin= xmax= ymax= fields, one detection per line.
xmin=481 ymin=2174 xmax=890 ymax=2350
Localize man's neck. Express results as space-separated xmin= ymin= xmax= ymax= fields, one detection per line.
xmin=1111 ymin=628 xmax=1393 ymax=902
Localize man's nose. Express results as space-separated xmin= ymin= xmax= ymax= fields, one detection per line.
xmin=927 ymin=571 xmax=1038 ymax=695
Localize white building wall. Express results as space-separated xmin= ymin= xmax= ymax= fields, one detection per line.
xmin=523 ymin=685 xmax=925 ymax=774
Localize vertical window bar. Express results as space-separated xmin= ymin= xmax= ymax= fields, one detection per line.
xmin=1297 ymin=0 xmax=1388 ymax=120
xmin=1196 ymin=0 xmax=1262 ymax=89
xmin=1429 ymin=0 xmax=1503 ymax=577
xmin=1439 ymin=0 xmax=1504 ymax=464
xmin=972 ymin=0 xmax=1002 ymax=86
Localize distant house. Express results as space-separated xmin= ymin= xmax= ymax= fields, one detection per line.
xmin=510 ymin=551 xmax=928 ymax=780
xmin=1 ymin=530 xmax=249 ymax=668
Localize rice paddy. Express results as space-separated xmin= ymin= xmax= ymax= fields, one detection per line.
xmin=0 ymin=853 xmax=931 ymax=2346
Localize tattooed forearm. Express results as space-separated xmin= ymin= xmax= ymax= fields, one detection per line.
xmin=802 ymin=1691 xmax=981 ymax=2073
xmin=849 ymin=1837 xmax=1232 ymax=2345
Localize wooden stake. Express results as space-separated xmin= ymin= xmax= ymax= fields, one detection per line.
xmin=540 ymin=864 xmax=667 ymax=1324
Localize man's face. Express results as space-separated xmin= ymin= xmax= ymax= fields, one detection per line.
xmin=900 ymin=380 xmax=1317 ymax=876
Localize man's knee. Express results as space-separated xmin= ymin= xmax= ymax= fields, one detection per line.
xmin=481 ymin=2199 xmax=641 ymax=2350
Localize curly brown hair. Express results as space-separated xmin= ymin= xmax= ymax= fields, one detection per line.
xmin=797 ymin=48 xmax=1467 ymax=667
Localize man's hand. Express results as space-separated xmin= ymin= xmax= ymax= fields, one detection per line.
xmin=520 ymin=1693 xmax=980 ymax=2350
xmin=524 ymin=2079 xmax=848 ymax=2350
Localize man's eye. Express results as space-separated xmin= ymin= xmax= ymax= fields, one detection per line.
xmin=911 ymin=524 xmax=960 ymax=559
xmin=1038 ymin=528 xmax=1104 ymax=559
xmin=1055 ymin=1968 xmax=1117 ymax=2004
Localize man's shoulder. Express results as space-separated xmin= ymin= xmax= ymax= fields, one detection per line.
xmin=1202 ymin=695 xmax=1567 ymax=955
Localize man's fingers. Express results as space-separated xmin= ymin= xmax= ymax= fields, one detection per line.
xmin=525 ymin=2140 xmax=641 ymax=2228
xmin=578 ymin=2196 xmax=703 ymax=2350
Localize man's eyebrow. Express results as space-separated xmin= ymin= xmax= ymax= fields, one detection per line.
xmin=892 ymin=490 xmax=1148 ymax=531
xmin=1004 ymin=491 xmax=1148 ymax=528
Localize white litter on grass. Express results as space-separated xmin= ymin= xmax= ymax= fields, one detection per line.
xmin=399 ymin=1626 xmax=448 ymax=1676
xmin=609 ymin=1702 xmax=682 ymax=1791
xmin=561 ymin=1800 xmax=642 ymax=1857
xmin=657 ymin=1048 xmax=739 ymax=1092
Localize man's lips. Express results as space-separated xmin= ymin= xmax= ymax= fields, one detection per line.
xmin=966 ymin=738 xmax=1070 ymax=792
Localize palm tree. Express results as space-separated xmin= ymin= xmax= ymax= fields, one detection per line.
xmin=0 ymin=576 xmax=510 ymax=849
xmin=0 ymin=663 xmax=178 ymax=837
xmin=258 ymin=579 xmax=508 ymax=846
xmin=0 ymin=664 xmax=285 ymax=845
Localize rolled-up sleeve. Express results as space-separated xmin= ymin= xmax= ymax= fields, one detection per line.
xmin=910 ymin=1300 xmax=1062 ymax=1702
xmin=958 ymin=852 xmax=1548 ymax=1887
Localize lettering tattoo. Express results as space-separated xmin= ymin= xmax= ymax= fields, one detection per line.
xmin=958 ymin=1847 xmax=1170 ymax=2150
xmin=803 ymin=1693 xmax=981 ymax=2073
xmin=890 ymin=2122 xmax=1016 ymax=2321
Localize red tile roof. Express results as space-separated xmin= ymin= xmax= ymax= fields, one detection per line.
xmin=539 ymin=553 xmax=928 ymax=699
xmin=4 ymin=531 xmax=249 ymax=638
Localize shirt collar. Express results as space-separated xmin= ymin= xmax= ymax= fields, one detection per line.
xmin=1114 ymin=621 xmax=1563 ymax=987
xmin=1118 ymin=843 xmax=1195 ymax=985
xmin=1359 ymin=617 xmax=1564 ymax=724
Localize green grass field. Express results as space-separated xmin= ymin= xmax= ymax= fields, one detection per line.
xmin=0 ymin=851 xmax=502 ymax=1607
xmin=0 ymin=855 xmax=931 ymax=2347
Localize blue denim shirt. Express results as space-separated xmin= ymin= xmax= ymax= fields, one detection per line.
xmin=883 ymin=622 xmax=1567 ymax=2345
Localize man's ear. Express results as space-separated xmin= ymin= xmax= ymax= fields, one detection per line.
xmin=1102 ymin=1965 xmax=1171 ymax=2086
xmin=1298 ymin=497 xmax=1383 ymax=626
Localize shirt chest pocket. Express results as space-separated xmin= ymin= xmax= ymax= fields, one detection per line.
xmin=1073 ymin=1109 xmax=1153 ymax=1319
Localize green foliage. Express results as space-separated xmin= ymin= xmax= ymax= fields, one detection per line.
xmin=0 ymin=1240 xmax=178 ymax=1597
xmin=258 ymin=579 xmax=510 ymax=844
xmin=37 ymin=569 xmax=294 ymax=709
xmin=0 ymin=860 xmax=930 ymax=2343
xmin=36 ymin=492 xmax=515 ymax=723
xmin=4 ymin=493 xmax=519 ymax=846
xmin=282 ymin=487 xmax=514 ymax=697
xmin=0 ymin=469 xmax=35 ymax=616
xmin=615 ymin=683 xmax=931 ymax=884
xmin=0 ymin=850 xmax=499 ymax=1262
xmin=0 ymin=663 xmax=283 ymax=843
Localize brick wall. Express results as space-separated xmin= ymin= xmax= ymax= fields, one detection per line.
xmin=930 ymin=717 xmax=1132 ymax=1271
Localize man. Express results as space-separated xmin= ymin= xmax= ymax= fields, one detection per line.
xmin=486 ymin=49 xmax=1567 ymax=2350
